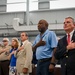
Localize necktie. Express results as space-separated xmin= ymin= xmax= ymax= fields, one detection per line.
xmin=20 ymin=42 xmax=23 ymax=46
xmin=67 ymin=34 xmax=70 ymax=44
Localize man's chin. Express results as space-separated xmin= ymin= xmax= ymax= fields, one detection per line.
xmin=64 ymin=28 xmax=69 ymax=31
xmin=38 ymin=29 xmax=42 ymax=32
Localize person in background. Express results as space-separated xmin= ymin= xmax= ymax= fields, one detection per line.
xmin=0 ymin=38 xmax=11 ymax=75
xmin=32 ymin=19 xmax=58 ymax=75
xmin=31 ymin=50 xmax=38 ymax=75
xmin=55 ymin=17 xmax=75 ymax=75
xmin=14 ymin=32 xmax=33 ymax=75
xmin=0 ymin=42 xmax=2 ymax=50
xmin=0 ymin=42 xmax=3 ymax=75
xmin=8 ymin=38 xmax=20 ymax=75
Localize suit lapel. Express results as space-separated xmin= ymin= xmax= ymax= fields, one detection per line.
xmin=23 ymin=40 xmax=28 ymax=47
xmin=71 ymin=31 xmax=75 ymax=42
xmin=63 ymin=31 xmax=75 ymax=46
xmin=63 ymin=35 xmax=68 ymax=46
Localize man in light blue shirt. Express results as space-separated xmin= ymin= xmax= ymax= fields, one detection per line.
xmin=32 ymin=19 xmax=58 ymax=75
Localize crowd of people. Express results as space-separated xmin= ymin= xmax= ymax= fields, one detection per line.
xmin=0 ymin=16 xmax=75 ymax=75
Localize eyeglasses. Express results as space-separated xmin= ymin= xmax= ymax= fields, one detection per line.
xmin=3 ymin=40 xmax=8 ymax=42
xmin=21 ymin=34 xmax=28 ymax=37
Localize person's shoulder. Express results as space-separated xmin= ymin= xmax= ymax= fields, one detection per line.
xmin=8 ymin=45 xmax=12 ymax=49
xmin=26 ymin=40 xmax=32 ymax=46
xmin=48 ymin=30 xmax=56 ymax=36
xmin=58 ymin=35 xmax=66 ymax=42
xmin=36 ymin=34 xmax=40 ymax=38
xmin=8 ymin=45 xmax=11 ymax=47
xmin=10 ymin=48 xmax=13 ymax=52
xmin=48 ymin=30 xmax=55 ymax=34
xmin=34 ymin=34 xmax=40 ymax=41
xmin=4 ymin=45 xmax=11 ymax=49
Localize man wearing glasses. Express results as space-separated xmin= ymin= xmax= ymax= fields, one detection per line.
xmin=15 ymin=32 xmax=33 ymax=75
xmin=0 ymin=38 xmax=11 ymax=75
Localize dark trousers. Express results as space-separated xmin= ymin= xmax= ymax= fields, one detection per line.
xmin=36 ymin=60 xmax=54 ymax=75
xmin=0 ymin=60 xmax=10 ymax=75
xmin=29 ymin=64 xmax=37 ymax=75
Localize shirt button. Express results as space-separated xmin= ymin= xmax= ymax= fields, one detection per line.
xmin=66 ymin=56 xmax=68 ymax=58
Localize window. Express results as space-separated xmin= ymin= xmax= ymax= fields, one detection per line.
xmin=7 ymin=0 xmax=75 ymax=12
xmin=29 ymin=0 xmax=38 ymax=11
xmin=7 ymin=0 xmax=26 ymax=12
xmin=50 ymin=0 xmax=75 ymax=9
xmin=7 ymin=0 xmax=38 ymax=12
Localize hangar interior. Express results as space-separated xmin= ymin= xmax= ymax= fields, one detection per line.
xmin=0 ymin=0 xmax=75 ymax=43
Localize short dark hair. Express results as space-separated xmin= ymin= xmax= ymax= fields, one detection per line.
xmin=38 ymin=19 xmax=49 ymax=28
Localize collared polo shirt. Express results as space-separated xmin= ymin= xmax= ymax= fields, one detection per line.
xmin=33 ymin=29 xmax=58 ymax=60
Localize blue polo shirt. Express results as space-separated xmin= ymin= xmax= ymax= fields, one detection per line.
xmin=33 ymin=29 xmax=58 ymax=60
xmin=10 ymin=48 xmax=17 ymax=66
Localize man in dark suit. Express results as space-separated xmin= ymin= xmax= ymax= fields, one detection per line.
xmin=55 ymin=17 xmax=75 ymax=75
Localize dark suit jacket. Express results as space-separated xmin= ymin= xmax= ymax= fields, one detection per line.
xmin=55 ymin=31 xmax=75 ymax=75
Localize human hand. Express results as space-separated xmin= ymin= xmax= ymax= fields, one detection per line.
xmin=22 ymin=68 xmax=28 ymax=74
xmin=11 ymin=51 xmax=15 ymax=55
xmin=3 ymin=49 xmax=6 ymax=51
xmin=67 ymin=41 xmax=75 ymax=50
xmin=49 ymin=64 xmax=55 ymax=72
xmin=18 ymin=46 xmax=24 ymax=51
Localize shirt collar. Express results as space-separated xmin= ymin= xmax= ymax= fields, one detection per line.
xmin=67 ymin=30 xmax=74 ymax=36
xmin=66 ymin=30 xmax=75 ymax=41
xmin=22 ymin=40 xmax=28 ymax=45
xmin=39 ymin=29 xmax=49 ymax=38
